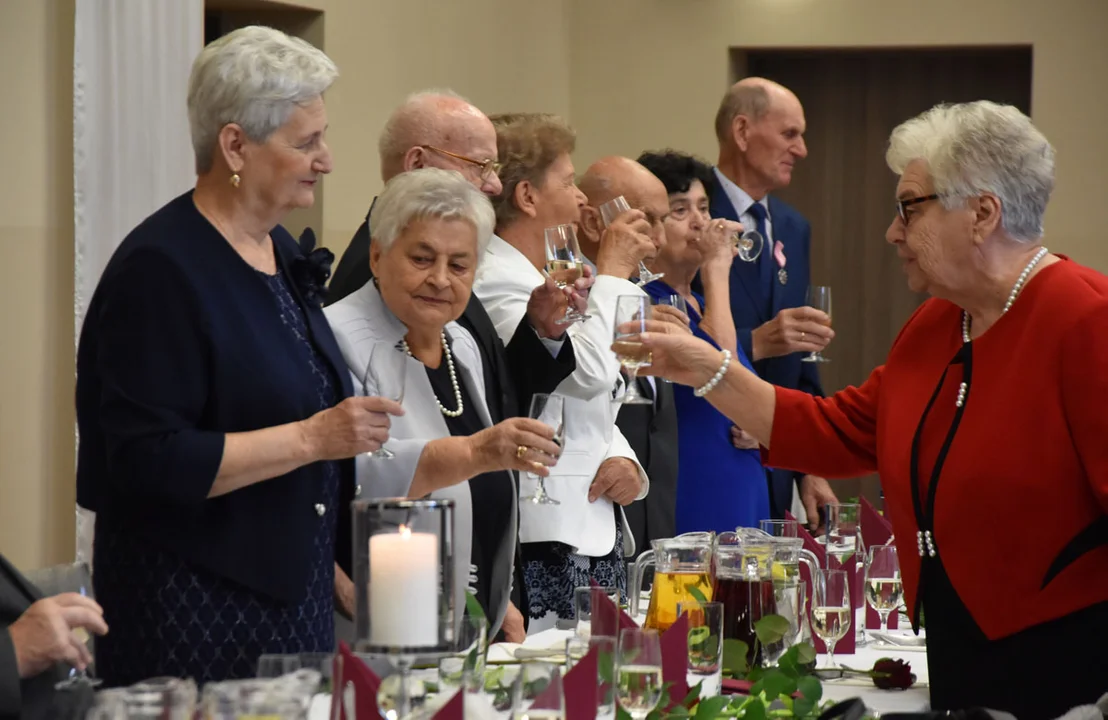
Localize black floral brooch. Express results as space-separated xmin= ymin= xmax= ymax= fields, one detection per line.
xmin=290 ymin=227 xmax=334 ymax=306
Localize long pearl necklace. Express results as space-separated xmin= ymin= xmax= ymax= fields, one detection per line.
xmin=402 ymin=331 xmax=464 ymax=418
xmin=954 ymin=246 xmax=1049 ymax=408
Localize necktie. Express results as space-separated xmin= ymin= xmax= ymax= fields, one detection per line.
xmin=748 ymin=202 xmax=773 ymax=314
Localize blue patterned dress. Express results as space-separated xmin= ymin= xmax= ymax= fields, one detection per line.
xmin=94 ymin=269 xmax=340 ymax=686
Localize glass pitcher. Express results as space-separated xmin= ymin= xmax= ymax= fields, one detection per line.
xmin=713 ymin=530 xmax=776 ymax=666
xmin=629 ymin=536 xmax=714 ymax=631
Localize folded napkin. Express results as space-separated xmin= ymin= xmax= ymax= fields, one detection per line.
xmin=334 ymin=641 xmax=384 ymax=720
xmin=860 ymin=498 xmax=900 ymax=630
xmin=430 ymin=690 xmax=464 ymax=720
xmin=661 ymin=614 xmax=690 ymax=708
xmin=566 ymin=647 xmax=600 ymax=720
xmin=787 ymin=514 xmax=855 ymax=655
xmin=589 ymin=584 xmax=639 ymax=638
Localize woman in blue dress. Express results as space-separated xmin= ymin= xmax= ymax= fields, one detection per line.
xmin=637 ymin=151 xmax=770 ymax=533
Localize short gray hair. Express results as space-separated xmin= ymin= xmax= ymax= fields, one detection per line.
xmin=886 ymin=101 xmax=1054 ymax=242
xmin=370 ymin=168 xmax=495 ymax=262
xmin=187 ymin=25 xmax=338 ymax=174
xmin=714 ymin=83 xmax=771 ymax=143
xmin=377 ymin=89 xmax=471 ymax=175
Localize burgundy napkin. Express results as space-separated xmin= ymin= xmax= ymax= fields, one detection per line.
xmin=660 ymin=614 xmax=690 ymax=708
xmin=564 ymin=647 xmax=600 ymax=720
xmin=789 ymin=517 xmax=855 ymax=655
xmin=431 ymin=690 xmax=464 ymax=720
xmin=589 ymin=585 xmax=638 ymax=638
xmin=334 ymin=641 xmax=384 ymax=720
xmin=860 ymin=498 xmax=899 ymax=630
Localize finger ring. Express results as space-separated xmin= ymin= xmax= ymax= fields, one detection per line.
xmin=516 ymin=445 xmax=528 ymax=459
xmin=800 ymin=331 xmax=806 ymax=339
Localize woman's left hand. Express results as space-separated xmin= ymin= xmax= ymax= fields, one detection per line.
xmin=699 ymin=218 xmax=743 ymax=272
xmin=469 ymin=417 xmax=563 ymax=476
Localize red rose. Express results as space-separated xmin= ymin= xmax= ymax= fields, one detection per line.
xmin=872 ymin=658 xmax=916 ymax=690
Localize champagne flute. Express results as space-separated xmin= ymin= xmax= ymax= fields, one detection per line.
xmin=52 ymin=563 xmax=103 ymax=690
xmin=864 ymin=545 xmax=902 ymax=635
xmin=616 ymin=628 xmax=664 ymax=720
xmin=599 ymin=196 xmax=663 ymax=286
xmin=519 ymin=393 xmax=565 ymax=505
xmin=361 ymin=343 xmax=408 ymax=458
xmin=612 ymin=295 xmax=653 ymax=405
xmin=729 ymin=226 xmax=764 ymax=263
xmin=544 ymin=224 xmax=592 ymax=323
xmin=801 ymin=285 xmax=832 ymax=363
xmin=810 ymin=569 xmax=851 ymax=670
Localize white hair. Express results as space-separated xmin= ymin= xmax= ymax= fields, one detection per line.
xmin=370 ymin=168 xmax=495 ymax=263
xmin=886 ymin=101 xmax=1054 ymax=242
xmin=377 ymin=89 xmax=472 ymax=176
xmin=187 ymin=25 xmax=338 ymax=174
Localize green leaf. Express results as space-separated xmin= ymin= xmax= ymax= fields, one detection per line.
xmin=753 ymin=614 xmax=791 ymax=646
xmin=797 ymin=675 xmax=822 ymax=704
xmin=669 ymin=704 xmax=691 ymax=717
xmin=794 ymin=642 xmax=817 ymax=667
xmin=759 ymin=670 xmax=796 ymax=701
xmin=793 ymin=697 xmax=815 ymax=718
xmin=687 ymin=626 xmax=710 ymax=648
xmin=464 ymin=590 xmax=487 ymax=623
xmin=742 ymin=700 xmax=767 ymax=720
xmin=722 ymin=638 xmax=750 ymax=677
xmin=616 ymin=706 xmax=634 ymax=720
xmin=687 ymin=584 xmax=708 ymax=605
xmin=598 ymin=650 xmax=615 ymax=685
xmin=681 ymin=682 xmax=703 ymax=708
xmin=694 ymin=695 xmax=729 ymax=720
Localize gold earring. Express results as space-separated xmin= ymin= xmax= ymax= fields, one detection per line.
xmin=230 ymin=173 xmax=241 ymax=188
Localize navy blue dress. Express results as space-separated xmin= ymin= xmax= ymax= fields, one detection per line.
xmin=643 ymin=281 xmax=769 ymax=533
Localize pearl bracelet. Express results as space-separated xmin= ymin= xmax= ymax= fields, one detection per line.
xmin=694 ymin=349 xmax=732 ymax=397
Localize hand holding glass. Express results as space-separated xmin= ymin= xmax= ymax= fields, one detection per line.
xmin=544 ymin=224 xmax=591 ymax=323
xmin=801 ymin=286 xmax=832 ymax=363
xmin=612 ymin=296 xmax=653 ymax=405
xmin=519 ymin=394 xmax=565 ymax=505
xmin=599 ymin=196 xmax=663 ymax=286
xmin=361 ymin=344 xmax=408 ymax=458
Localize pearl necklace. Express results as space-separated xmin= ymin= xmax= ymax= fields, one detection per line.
xmin=954 ymin=246 xmax=1049 ymax=408
xmin=402 ymin=331 xmax=464 ymax=418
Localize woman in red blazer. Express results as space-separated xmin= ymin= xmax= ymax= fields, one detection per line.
xmin=620 ymin=101 xmax=1108 ymax=718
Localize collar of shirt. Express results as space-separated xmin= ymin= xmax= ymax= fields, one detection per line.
xmin=713 ymin=167 xmax=772 ymax=224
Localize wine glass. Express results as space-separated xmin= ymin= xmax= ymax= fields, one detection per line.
xmin=864 ymin=545 xmax=902 ymax=635
xmin=544 ymin=224 xmax=592 ymax=323
xmin=361 ymin=343 xmax=409 ymax=458
xmin=599 ymin=196 xmax=663 ymax=286
xmin=50 ymin=563 xmax=103 ymax=690
xmin=825 ymin=503 xmax=862 ymax=567
xmin=810 ymin=569 xmax=851 ymax=670
xmin=801 ymin=285 xmax=832 ymax=363
xmin=612 ymin=295 xmax=653 ymax=406
xmin=759 ymin=519 xmax=799 ymax=538
xmin=512 ymin=662 xmax=564 ymax=720
xmin=519 ymin=393 xmax=565 ymax=505
xmin=728 ymin=226 xmax=764 ymax=263
xmin=616 ymin=628 xmax=664 ymax=720
xmin=655 ymin=294 xmax=688 ymax=315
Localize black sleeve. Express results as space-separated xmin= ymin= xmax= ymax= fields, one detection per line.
xmin=504 ymin=319 xmax=577 ymax=418
xmin=0 ymin=628 xmax=20 ymax=719
xmin=327 ymin=217 xmax=373 ymax=305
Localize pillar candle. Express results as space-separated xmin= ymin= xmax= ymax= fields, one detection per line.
xmin=368 ymin=526 xmax=439 ymax=647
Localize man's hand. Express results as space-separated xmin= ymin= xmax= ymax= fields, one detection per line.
xmin=751 ymin=307 xmax=834 ymax=361
xmin=9 ymin=593 xmax=108 ymax=679
xmin=730 ymin=425 xmax=759 ymax=450
xmin=799 ymin=475 xmax=838 ymax=534
xmin=501 ymin=601 xmax=526 ymax=643
xmin=595 ymin=209 xmax=654 ymax=280
xmin=588 ymin=457 xmax=643 ymax=506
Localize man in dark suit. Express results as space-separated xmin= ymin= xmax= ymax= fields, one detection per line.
xmin=328 ymin=90 xmax=585 ymax=639
xmin=708 ymin=78 xmax=839 ymax=529
xmin=1 ymin=554 xmax=107 ymax=719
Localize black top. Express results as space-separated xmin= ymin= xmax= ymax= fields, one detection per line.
xmin=423 ymin=352 xmax=514 ymax=618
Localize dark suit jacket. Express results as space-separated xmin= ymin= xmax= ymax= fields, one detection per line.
xmin=329 ymin=204 xmax=578 ymax=631
xmin=76 ymin=191 xmax=356 ymax=604
xmin=617 ymin=377 xmax=678 ymax=559
xmin=709 ymin=182 xmax=824 ymax=519
xmin=0 ymin=555 xmax=74 ymax=720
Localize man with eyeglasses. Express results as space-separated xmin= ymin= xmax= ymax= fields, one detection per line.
xmin=328 ymin=90 xmax=587 ymax=642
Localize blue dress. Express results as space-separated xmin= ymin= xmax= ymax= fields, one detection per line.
xmin=643 ymin=281 xmax=770 ymax=533
xmin=93 ymin=270 xmax=339 ymax=686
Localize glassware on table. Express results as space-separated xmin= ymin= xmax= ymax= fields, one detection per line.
xmin=257 ymin=654 xmax=302 ymax=678
xmin=438 ymin=612 xmax=489 ymax=693
xmin=801 ymin=285 xmax=832 ymax=363
xmin=629 ymin=536 xmax=714 ymax=632
xmin=599 ymin=196 xmax=663 ymax=286
xmin=759 ymin=519 xmax=799 ymax=538
xmin=565 ymin=636 xmax=590 ymax=669
xmin=512 ymin=661 xmax=565 ymax=720
xmin=824 ymin=503 xmax=862 ymax=567
xmin=612 ymin=295 xmax=654 ymax=406
xmin=712 ymin=531 xmax=775 ymax=668
xmin=590 ymin=635 xmax=617 ymax=719
xmin=519 ymin=393 xmax=566 ymax=505
xmin=361 ymin=342 xmax=409 ymax=458
xmin=616 ymin=628 xmax=664 ymax=720
xmin=677 ymin=600 xmax=724 ymax=698
xmin=811 ymin=569 xmax=851 ymax=670
xmin=109 ymin=676 xmax=198 ymax=719
xmin=761 ymin=580 xmax=806 ymax=667
xmin=574 ymin=585 xmax=620 ymax=640
xmin=655 ymin=294 xmax=688 ymax=316
xmin=864 ymin=545 xmax=903 ymax=634
xmin=544 ymin=224 xmax=592 ymax=323
xmin=726 ymin=224 xmax=764 ymax=263
xmin=202 ymin=677 xmax=308 ymax=719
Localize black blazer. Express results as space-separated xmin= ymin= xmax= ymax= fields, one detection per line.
xmin=616 ymin=378 xmax=678 ymax=559
xmin=708 ymin=183 xmax=824 ymax=519
xmin=76 ymin=191 xmax=356 ymax=604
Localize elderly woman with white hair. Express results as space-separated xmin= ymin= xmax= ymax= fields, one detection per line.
xmin=325 ymin=168 xmax=562 ymax=640
xmin=75 ymin=26 xmax=402 ymax=685
xmin=614 ymin=101 xmax=1108 ymax=717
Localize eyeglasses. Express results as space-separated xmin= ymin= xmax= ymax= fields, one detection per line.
xmin=420 ymin=145 xmax=502 ymax=181
xmin=895 ymin=194 xmax=940 ymax=223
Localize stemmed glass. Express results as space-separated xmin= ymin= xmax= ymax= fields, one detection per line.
xmin=361 ymin=343 xmax=409 ymax=458
xmin=612 ymin=295 xmax=653 ymax=406
xmin=656 ymin=294 xmax=688 ymax=316
xmin=864 ymin=545 xmax=903 ymax=635
xmin=810 ymin=569 xmax=851 ymax=670
xmin=616 ymin=628 xmax=664 ymax=720
xmin=512 ymin=662 xmax=565 ymax=720
xmin=46 ymin=563 xmax=103 ymax=690
xmin=544 ymin=224 xmax=592 ymax=323
xmin=599 ymin=196 xmax=663 ymax=286
xmin=519 ymin=393 xmax=565 ymax=505
xmin=801 ymin=286 xmax=832 ymax=363
xmin=726 ymin=224 xmax=764 ymax=263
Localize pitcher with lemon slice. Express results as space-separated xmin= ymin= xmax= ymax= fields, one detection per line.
xmin=629 ymin=537 xmax=715 ymax=631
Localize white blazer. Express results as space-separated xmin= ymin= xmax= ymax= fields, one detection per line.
xmin=323 ymin=281 xmax=518 ymax=636
xmin=472 ymin=235 xmax=649 ymax=558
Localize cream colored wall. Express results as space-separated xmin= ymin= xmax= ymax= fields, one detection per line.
xmin=567 ymin=0 xmax=1108 ymax=270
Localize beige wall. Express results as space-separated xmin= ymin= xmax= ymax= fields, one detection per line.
xmin=2 ymin=0 xmax=1106 ymax=567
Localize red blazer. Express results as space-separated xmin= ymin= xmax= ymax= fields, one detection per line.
xmin=764 ymin=257 xmax=1108 ymax=640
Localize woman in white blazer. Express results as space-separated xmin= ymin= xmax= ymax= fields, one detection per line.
xmin=473 ymin=113 xmax=665 ymax=630
xmin=324 ymin=169 xmax=562 ymax=641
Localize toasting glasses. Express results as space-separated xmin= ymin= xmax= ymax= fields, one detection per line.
xmin=599 ymin=196 xmax=663 ymax=286
xmin=519 ymin=393 xmax=566 ymax=505
xmin=544 ymin=224 xmax=592 ymax=323
xmin=612 ymin=295 xmax=653 ymax=406
xmin=810 ymin=569 xmax=851 ymax=670
xmin=801 ymin=285 xmax=832 ymax=363
xmin=361 ymin=343 xmax=409 ymax=458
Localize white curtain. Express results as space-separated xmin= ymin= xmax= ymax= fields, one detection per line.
xmin=73 ymin=0 xmax=203 ymax=564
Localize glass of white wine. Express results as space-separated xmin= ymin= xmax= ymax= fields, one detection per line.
xmin=599 ymin=196 xmax=663 ymax=286
xmin=801 ymin=285 xmax=832 ymax=363
xmin=616 ymin=628 xmax=664 ymax=720
xmin=544 ymin=224 xmax=592 ymax=323
xmin=811 ymin=569 xmax=851 ymax=670
xmin=511 ymin=661 xmax=564 ymax=720
xmin=865 ymin=545 xmax=902 ymax=636
xmin=612 ymin=295 xmax=654 ymax=405
xmin=361 ymin=343 xmax=409 ymax=459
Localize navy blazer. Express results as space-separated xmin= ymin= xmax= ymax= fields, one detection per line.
xmin=76 ymin=191 xmax=356 ymax=604
xmin=709 ymin=181 xmax=824 ymax=517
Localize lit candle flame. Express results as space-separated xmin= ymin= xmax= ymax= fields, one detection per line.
xmin=399 ymin=524 xmax=411 ymax=539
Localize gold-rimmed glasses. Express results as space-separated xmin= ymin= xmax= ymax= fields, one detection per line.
xmin=419 ymin=144 xmax=502 ymax=181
